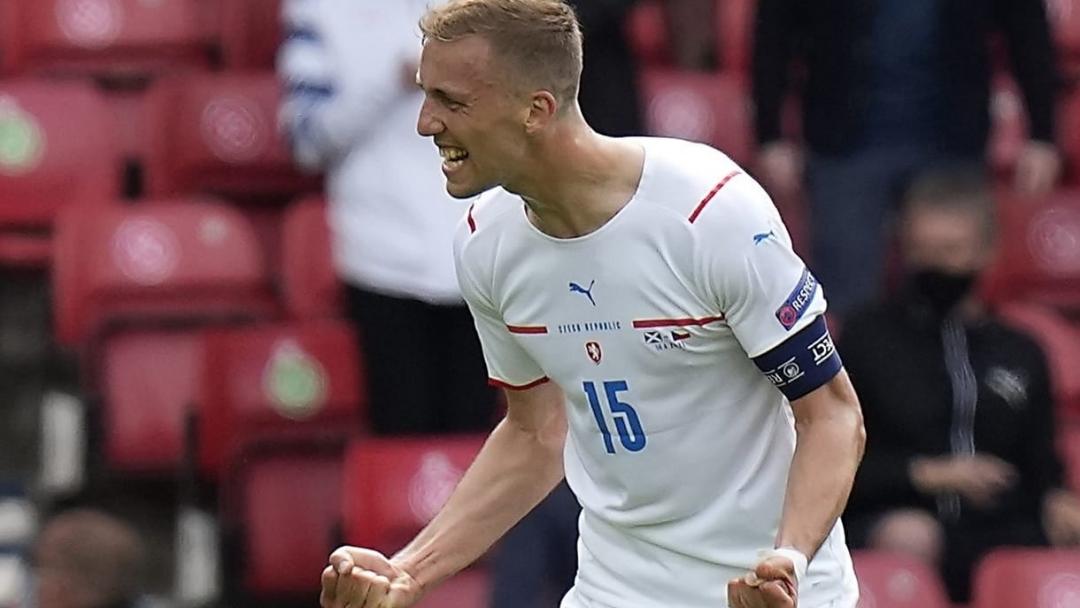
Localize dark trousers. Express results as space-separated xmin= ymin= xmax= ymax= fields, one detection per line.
xmin=345 ymin=286 xmax=497 ymax=435
xmin=490 ymin=482 xmax=581 ymax=608
xmin=805 ymin=146 xmax=948 ymax=318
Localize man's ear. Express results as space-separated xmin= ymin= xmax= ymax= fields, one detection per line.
xmin=524 ymin=90 xmax=558 ymax=133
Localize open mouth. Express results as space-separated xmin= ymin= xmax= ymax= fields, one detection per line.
xmin=439 ymin=146 xmax=469 ymax=172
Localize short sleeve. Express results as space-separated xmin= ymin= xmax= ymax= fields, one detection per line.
xmin=453 ymin=218 xmax=548 ymax=389
xmin=698 ymin=175 xmax=827 ymax=357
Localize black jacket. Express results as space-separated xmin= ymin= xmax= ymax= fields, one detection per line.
xmin=840 ymin=294 xmax=1064 ymax=526
xmin=752 ymin=0 xmax=1059 ymax=156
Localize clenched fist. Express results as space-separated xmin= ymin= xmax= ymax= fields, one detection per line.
xmin=727 ymin=554 xmax=798 ymax=608
xmin=320 ymin=546 xmax=424 ymax=608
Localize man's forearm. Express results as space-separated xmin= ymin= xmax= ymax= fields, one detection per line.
xmin=392 ymin=416 xmax=566 ymax=590
xmin=776 ymin=402 xmax=865 ymax=559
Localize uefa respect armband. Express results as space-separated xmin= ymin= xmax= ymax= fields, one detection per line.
xmin=752 ymin=315 xmax=842 ymax=401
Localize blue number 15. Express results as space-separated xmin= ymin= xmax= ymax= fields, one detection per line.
xmin=583 ymin=380 xmax=647 ymax=454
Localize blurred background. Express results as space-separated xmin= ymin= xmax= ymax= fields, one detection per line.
xmin=0 ymin=0 xmax=1079 ymax=607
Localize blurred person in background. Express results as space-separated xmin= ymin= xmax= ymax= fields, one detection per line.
xmin=33 ymin=509 xmax=145 ymax=608
xmin=277 ymin=0 xmax=496 ymax=435
xmin=840 ymin=166 xmax=1080 ymax=603
xmin=753 ymin=0 xmax=1062 ymax=318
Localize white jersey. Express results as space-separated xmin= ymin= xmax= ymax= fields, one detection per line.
xmin=453 ymin=137 xmax=859 ymax=608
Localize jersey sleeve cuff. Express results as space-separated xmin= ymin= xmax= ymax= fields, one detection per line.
xmin=751 ymin=315 xmax=842 ymax=401
xmin=488 ymin=376 xmax=550 ymax=391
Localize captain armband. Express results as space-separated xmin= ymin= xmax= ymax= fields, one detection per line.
xmin=752 ymin=315 xmax=842 ymax=401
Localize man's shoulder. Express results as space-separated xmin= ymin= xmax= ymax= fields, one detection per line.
xmin=633 ymin=136 xmax=768 ymax=228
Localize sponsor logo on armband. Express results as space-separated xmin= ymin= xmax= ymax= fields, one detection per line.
xmin=809 ymin=331 xmax=835 ymax=366
xmin=764 ymin=357 xmax=804 ymax=388
xmin=775 ymin=269 xmax=818 ymax=330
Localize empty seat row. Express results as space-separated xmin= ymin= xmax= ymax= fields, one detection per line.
xmin=852 ymin=548 xmax=1080 ymax=608
xmin=236 ymin=435 xmax=488 ymax=603
xmin=0 ymin=75 xmax=319 ymax=267
xmin=0 ymin=0 xmax=282 ymax=77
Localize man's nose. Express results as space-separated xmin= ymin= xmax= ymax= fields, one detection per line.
xmin=417 ymin=99 xmax=444 ymax=137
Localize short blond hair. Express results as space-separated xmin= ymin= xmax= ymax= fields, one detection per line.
xmin=420 ymin=0 xmax=584 ymax=107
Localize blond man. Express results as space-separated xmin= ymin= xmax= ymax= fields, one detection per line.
xmin=321 ymin=1 xmax=865 ymax=606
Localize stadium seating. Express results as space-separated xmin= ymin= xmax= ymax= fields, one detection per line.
xmin=281 ymin=196 xmax=342 ymax=319
xmin=1047 ymin=0 xmax=1080 ymax=76
xmin=626 ymin=1 xmax=672 ymax=67
xmin=851 ymin=551 xmax=950 ymax=608
xmin=997 ymin=302 xmax=1080 ymax=420
xmin=341 ymin=436 xmax=486 ymax=555
xmin=51 ymin=198 xmax=278 ymax=346
xmin=0 ymin=79 xmax=118 ymax=267
xmin=982 ymin=188 xmax=1080 ymax=311
xmin=0 ymin=0 xmax=214 ymax=79
xmin=99 ymin=329 xmax=201 ymax=472
xmin=626 ymin=0 xmax=756 ymax=73
xmin=195 ymin=319 xmax=364 ymax=481
xmin=971 ymin=548 xmax=1080 ymax=608
xmin=141 ymin=72 xmax=320 ymax=201
xmin=717 ymin=0 xmax=755 ymax=74
xmin=225 ymin=447 xmax=344 ymax=599
xmin=219 ymin=0 xmax=282 ymax=70
xmin=639 ymin=68 xmax=754 ymax=165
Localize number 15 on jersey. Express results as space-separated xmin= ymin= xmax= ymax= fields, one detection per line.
xmin=583 ymin=380 xmax=647 ymax=454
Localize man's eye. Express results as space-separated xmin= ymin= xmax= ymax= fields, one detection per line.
xmin=446 ymin=101 xmax=464 ymax=111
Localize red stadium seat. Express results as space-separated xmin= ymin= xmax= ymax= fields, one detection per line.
xmin=1047 ymin=0 xmax=1080 ymax=74
xmin=219 ymin=0 xmax=282 ymax=70
xmin=282 ymin=196 xmax=342 ymax=319
xmin=627 ymin=0 xmax=754 ymax=73
xmin=342 ymin=436 xmax=486 ymax=555
xmin=625 ymin=1 xmax=672 ymax=67
xmin=229 ymin=449 xmax=343 ymax=598
xmin=52 ymin=198 xmax=278 ymax=346
xmin=0 ymin=0 xmax=214 ymax=79
xmin=416 ymin=568 xmax=491 ymax=608
xmin=717 ymin=0 xmax=755 ymax=74
xmin=142 ymin=72 xmax=320 ymax=201
xmin=100 ymin=329 xmax=201 ymax=471
xmin=972 ymin=548 xmax=1080 ymax=608
xmin=639 ymin=68 xmax=754 ymax=165
xmin=0 ymin=79 xmax=118 ymax=267
xmin=196 ymin=319 xmax=364 ymax=481
xmin=983 ymin=188 xmax=1080 ymax=311
xmin=997 ymin=302 xmax=1080 ymax=420
xmin=851 ymin=551 xmax=950 ymax=608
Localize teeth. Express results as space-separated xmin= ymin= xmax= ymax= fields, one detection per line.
xmin=440 ymin=147 xmax=468 ymax=161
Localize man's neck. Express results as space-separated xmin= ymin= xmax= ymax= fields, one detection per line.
xmin=507 ymin=122 xmax=644 ymax=239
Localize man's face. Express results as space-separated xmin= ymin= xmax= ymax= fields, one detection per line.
xmin=900 ymin=202 xmax=994 ymax=275
xmin=416 ymin=36 xmax=529 ymax=198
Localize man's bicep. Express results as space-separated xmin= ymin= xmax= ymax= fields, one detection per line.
xmin=789 ymin=369 xmax=861 ymax=424
xmin=504 ymin=381 xmax=566 ymax=438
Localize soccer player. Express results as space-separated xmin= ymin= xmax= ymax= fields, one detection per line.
xmin=319 ymin=1 xmax=865 ymax=607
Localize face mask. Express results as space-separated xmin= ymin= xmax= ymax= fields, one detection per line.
xmin=909 ymin=268 xmax=978 ymax=315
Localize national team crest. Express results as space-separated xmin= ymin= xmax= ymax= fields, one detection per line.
xmin=585 ymin=341 xmax=602 ymax=364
